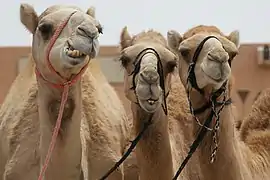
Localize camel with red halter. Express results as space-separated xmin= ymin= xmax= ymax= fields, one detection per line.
xmin=0 ymin=4 xmax=137 ymax=180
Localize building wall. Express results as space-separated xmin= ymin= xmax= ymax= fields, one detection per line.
xmin=0 ymin=45 xmax=270 ymax=119
xmin=231 ymin=44 xmax=270 ymax=119
xmin=0 ymin=47 xmax=29 ymax=104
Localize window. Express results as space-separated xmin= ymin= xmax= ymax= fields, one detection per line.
xmin=237 ymin=89 xmax=250 ymax=104
xmin=257 ymin=46 xmax=270 ymax=66
xmin=263 ymin=45 xmax=269 ymax=60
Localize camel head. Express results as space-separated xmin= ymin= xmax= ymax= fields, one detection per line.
xmin=167 ymin=25 xmax=239 ymax=96
xmin=20 ymin=4 xmax=103 ymax=80
xmin=119 ymin=27 xmax=177 ymax=113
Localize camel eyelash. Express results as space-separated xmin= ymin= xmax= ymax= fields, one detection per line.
xmin=38 ymin=22 xmax=54 ymax=40
xmin=119 ymin=56 xmax=131 ymax=67
xmin=166 ymin=60 xmax=177 ymax=73
xmin=38 ymin=23 xmax=53 ymax=34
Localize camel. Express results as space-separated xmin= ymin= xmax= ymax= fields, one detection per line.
xmin=167 ymin=25 xmax=270 ymax=180
xmin=0 ymin=4 xmax=137 ymax=180
xmin=118 ymin=27 xmax=202 ymax=180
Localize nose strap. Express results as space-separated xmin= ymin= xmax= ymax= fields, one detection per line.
xmin=128 ymin=47 xmax=168 ymax=115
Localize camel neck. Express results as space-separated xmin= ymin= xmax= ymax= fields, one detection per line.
xmin=190 ymin=92 xmax=246 ymax=180
xmin=37 ymin=78 xmax=82 ymax=180
xmin=131 ymin=103 xmax=173 ymax=180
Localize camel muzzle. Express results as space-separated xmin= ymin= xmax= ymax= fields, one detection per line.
xmin=66 ymin=35 xmax=99 ymax=60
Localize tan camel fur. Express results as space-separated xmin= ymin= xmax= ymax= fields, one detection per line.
xmin=167 ymin=25 xmax=270 ymax=180
xmin=239 ymin=88 xmax=270 ymax=177
xmin=0 ymin=4 xmax=136 ymax=180
xmin=119 ymin=27 xmax=202 ymax=180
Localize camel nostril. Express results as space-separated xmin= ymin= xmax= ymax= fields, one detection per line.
xmin=208 ymin=52 xmax=229 ymax=63
xmin=77 ymin=27 xmax=98 ymax=39
xmin=140 ymin=69 xmax=159 ymax=84
xmin=207 ymin=53 xmax=218 ymax=62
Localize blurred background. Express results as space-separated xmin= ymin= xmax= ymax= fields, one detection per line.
xmin=1 ymin=0 xmax=270 ymax=120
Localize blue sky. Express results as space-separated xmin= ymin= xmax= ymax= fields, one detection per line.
xmin=1 ymin=0 xmax=269 ymax=46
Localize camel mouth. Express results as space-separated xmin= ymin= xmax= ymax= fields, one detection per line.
xmin=139 ymin=98 xmax=160 ymax=113
xmin=65 ymin=41 xmax=87 ymax=59
xmin=62 ymin=41 xmax=90 ymax=66
xmin=202 ymin=69 xmax=224 ymax=83
xmin=202 ymin=69 xmax=223 ymax=82
xmin=201 ymin=61 xmax=228 ymax=83
xmin=147 ymin=98 xmax=158 ymax=105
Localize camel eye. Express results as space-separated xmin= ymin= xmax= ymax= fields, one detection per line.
xmin=38 ymin=22 xmax=53 ymax=40
xmin=119 ymin=55 xmax=131 ymax=67
xmin=166 ymin=60 xmax=177 ymax=73
xmin=179 ymin=46 xmax=190 ymax=57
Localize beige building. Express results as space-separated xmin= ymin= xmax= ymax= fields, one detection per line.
xmin=0 ymin=44 xmax=270 ymax=119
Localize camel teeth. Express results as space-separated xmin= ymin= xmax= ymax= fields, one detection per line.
xmin=67 ymin=50 xmax=74 ymax=56
xmin=147 ymin=100 xmax=155 ymax=105
xmin=73 ymin=50 xmax=79 ymax=57
xmin=67 ymin=49 xmax=84 ymax=58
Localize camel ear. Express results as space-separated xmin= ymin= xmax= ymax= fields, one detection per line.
xmin=86 ymin=6 xmax=95 ymax=18
xmin=227 ymin=30 xmax=240 ymax=48
xmin=167 ymin=30 xmax=183 ymax=51
xmin=20 ymin=3 xmax=39 ymax=34
xmin=120 ymin=26 xmax=132 ymax=50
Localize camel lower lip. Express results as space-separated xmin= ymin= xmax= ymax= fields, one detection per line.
xmin=67 ymin=57 xmax=85 ymax=65
xmin=63 ymin=52 xmax=88 ymax=66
